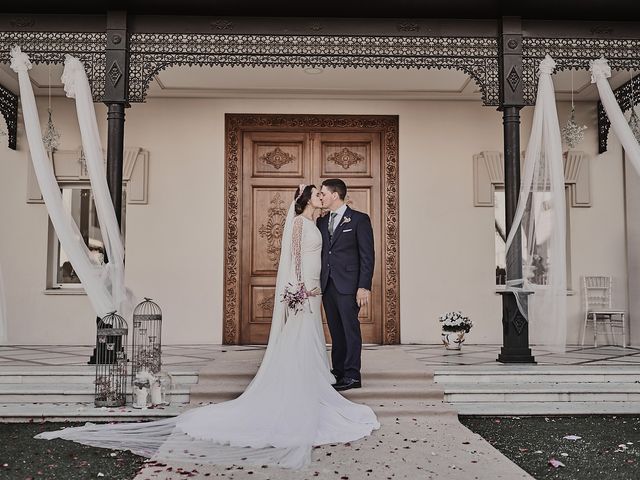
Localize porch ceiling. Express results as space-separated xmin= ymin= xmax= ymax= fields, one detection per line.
xmin=0 ymin=62 xmax=637 ymax=102
xmin=4 ymin=0 xmax=639 ymax=21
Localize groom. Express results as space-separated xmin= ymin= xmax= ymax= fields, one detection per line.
xmin=318 ymin=179 xmax=374 ymax=391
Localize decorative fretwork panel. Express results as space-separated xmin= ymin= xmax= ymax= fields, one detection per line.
xmin=128 ymin=33 xmax=500 ymax=105
xmin=522 ymin=37 xmax=640 ymax=152
xmin=0 ymin=32 xmax=107 ymax=101
xmin=0 ymin=83 xmax=18 ymax=149
xmin=596 ymin=73 xmax=640 ymax=153
xmin=522 ymin=37 xmax=640 ymax=105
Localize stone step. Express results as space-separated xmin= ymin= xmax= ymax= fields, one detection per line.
xmin=434 ymin=366 xmax=640 ymax=384
xmin=189 ymin=376 xmax=440 ymax=403
xmin=444 ymin=382 xmax=640 ymax=403
xmin=0 ymin=402 xmax=191 ymax=423
xmin=455 ymin=401 xmax=640 ymax=415
xmin=0 ymin=384 xmax=191 ymax=404
xmin=0 ymin=367 xmax=199 ymax=385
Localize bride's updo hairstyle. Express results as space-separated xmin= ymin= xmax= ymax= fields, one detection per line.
xmin=294 ymin=184 xmax=316 ymax=215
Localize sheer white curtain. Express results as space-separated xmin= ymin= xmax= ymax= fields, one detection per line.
xmin=591 ymin=57 xmax=640 ymax=176
xmin=10 ymin=47 xmax=132 ymax=319
xmin=505 ymin=55 xmax=568 ymax=352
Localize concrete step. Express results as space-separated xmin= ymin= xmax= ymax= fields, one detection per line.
xmin=455 ymin=401 xmax=640 ymax=415
xmin=0 ymin=383 xmax=191 ymax=404
xmin=444 ymin=382 xmax=640 ymax=403
xmin=434 ymin=365 xmax=640 ymax=384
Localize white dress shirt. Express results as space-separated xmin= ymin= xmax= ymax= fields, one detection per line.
xmin=329 ymin=203 xmax=348 ymax=233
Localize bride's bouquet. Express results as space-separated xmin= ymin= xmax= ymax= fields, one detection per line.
xmin=282 ymin=282 xmax=317 ymax=316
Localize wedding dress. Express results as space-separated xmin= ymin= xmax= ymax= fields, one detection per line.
xmin=37 ymin=201 xmax=380 ymax=469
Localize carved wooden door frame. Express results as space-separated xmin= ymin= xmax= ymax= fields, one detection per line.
xmin=223 ymin=114 xmax=400 ymax=345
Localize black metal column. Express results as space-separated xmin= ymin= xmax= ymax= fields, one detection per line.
xmin=89 ymin=11 xmax=130 ymax=364
xmin=106 ymin=103 xmax=125 ymax=225
xmin=103 ymin=10 xmax=130 ymax=228
xmin=497 ymin=17 xmax=535 ymax=364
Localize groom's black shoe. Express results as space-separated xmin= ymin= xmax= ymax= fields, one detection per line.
xmin=331 ymin=369 xmax=343 ymax=384
xmin=333 ymin=377 xmax=362 ymax=391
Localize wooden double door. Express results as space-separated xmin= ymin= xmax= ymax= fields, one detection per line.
xmin=240 ymin=126 xmax=383 ymax=344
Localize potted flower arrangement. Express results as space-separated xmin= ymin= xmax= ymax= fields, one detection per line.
xmin=439 ymin=311 xmax=473 ymax=350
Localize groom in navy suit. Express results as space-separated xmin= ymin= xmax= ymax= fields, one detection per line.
xmin=318 ymin=179 xmax=374 ymax=391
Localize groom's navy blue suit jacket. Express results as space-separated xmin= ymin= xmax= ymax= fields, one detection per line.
xmin=317 ymin=206 xmax=375 ymax=295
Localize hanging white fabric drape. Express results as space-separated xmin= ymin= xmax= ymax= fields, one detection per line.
xmin=0 ymin=263 xmax=7 ymax=343
xmin=505 ymin=55 xmax=568 ymax=352
xmin=61 ymin=55 xmax=130 ymax=318
xmin=591 ymin=57 xmax=640 ymax=176
xmin=10 ymin=47 xmax=132 ymax=319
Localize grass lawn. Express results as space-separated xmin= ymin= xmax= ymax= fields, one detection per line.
xmin=461 ymin=415 xmax=640 ymax=480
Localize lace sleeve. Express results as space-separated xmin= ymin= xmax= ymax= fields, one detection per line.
xmin=292 ymin=216 xmax=303 ymax=283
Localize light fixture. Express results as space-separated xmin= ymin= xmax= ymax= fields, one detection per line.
xmin=42 ymin=63 xmax=61 ymax=154
xmin=561 ymin=69 xmax=587 ymax=149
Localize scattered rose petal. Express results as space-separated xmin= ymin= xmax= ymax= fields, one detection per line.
xmin=548 ymin=458 xmax=565 ymax=468
xmin=561 ymin=453 xmax=569 ymax=457
xmin=563 ymin=435 xmax=581 ymax=441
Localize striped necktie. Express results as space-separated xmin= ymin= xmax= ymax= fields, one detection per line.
xmin=328 ymin=212 xmax=337 ymax=238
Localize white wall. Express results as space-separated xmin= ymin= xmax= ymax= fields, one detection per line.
xmin=0 ymin=94 xmax=630 ymax=345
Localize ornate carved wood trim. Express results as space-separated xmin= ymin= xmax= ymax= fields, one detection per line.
xmin=259 ymin=147 xmax=295 ymax=169
xmin=224 ymin=114 xmax=400 ymax=345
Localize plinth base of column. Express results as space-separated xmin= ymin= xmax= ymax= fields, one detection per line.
xmin=497 ymin=348 xmax=536 ymax=364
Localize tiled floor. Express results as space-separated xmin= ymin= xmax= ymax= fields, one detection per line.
xmin=402 ymin=344 xmax=640 ymax=366
xmin=0 ymin=343 xmax=638 ymax=367
xmin=0 ymin=344 xmax=265 ymax=367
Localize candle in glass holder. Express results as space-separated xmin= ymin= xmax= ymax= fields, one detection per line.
xmin=150 ymin=382 xmax=162 ymax=405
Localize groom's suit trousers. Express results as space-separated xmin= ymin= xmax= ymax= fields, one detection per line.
xmin=323 ymin=278 xmax=362 ymax=381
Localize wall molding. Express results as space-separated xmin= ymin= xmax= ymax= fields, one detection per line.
xmin=473 ymin=150 xmax=590 ymax=207
xmin=26 ymin=147 xmax=149 ymax=204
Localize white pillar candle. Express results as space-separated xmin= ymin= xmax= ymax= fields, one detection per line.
xmin=150 ymin=382 xmax=162 ymax=405
xmin=134 ymin=387 xmax=148 ymax=408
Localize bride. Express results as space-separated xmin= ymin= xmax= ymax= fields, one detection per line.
xmin=37 ymin=184 xmax=380 ymax=469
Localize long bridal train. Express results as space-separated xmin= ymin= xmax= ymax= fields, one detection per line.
xmin=36 ymin=197 xmax=379 ymax=469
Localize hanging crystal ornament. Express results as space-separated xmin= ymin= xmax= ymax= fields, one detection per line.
xmin=628 ymin=71 xmax=640 ymax=143
xmin=561 ymin=69 xmax=587 ymax=149
xmin=629 ymin=109 xmax=640 ymax=143
xmin=41 ymin=64 xmax=61 ymax=153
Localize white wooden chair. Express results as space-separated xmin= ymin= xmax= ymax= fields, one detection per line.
xmin=580 ymin=275 xmax=627 ymax=347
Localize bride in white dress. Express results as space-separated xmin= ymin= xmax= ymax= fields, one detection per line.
xmin=37 ymin=184 xmax=380 ymax=469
